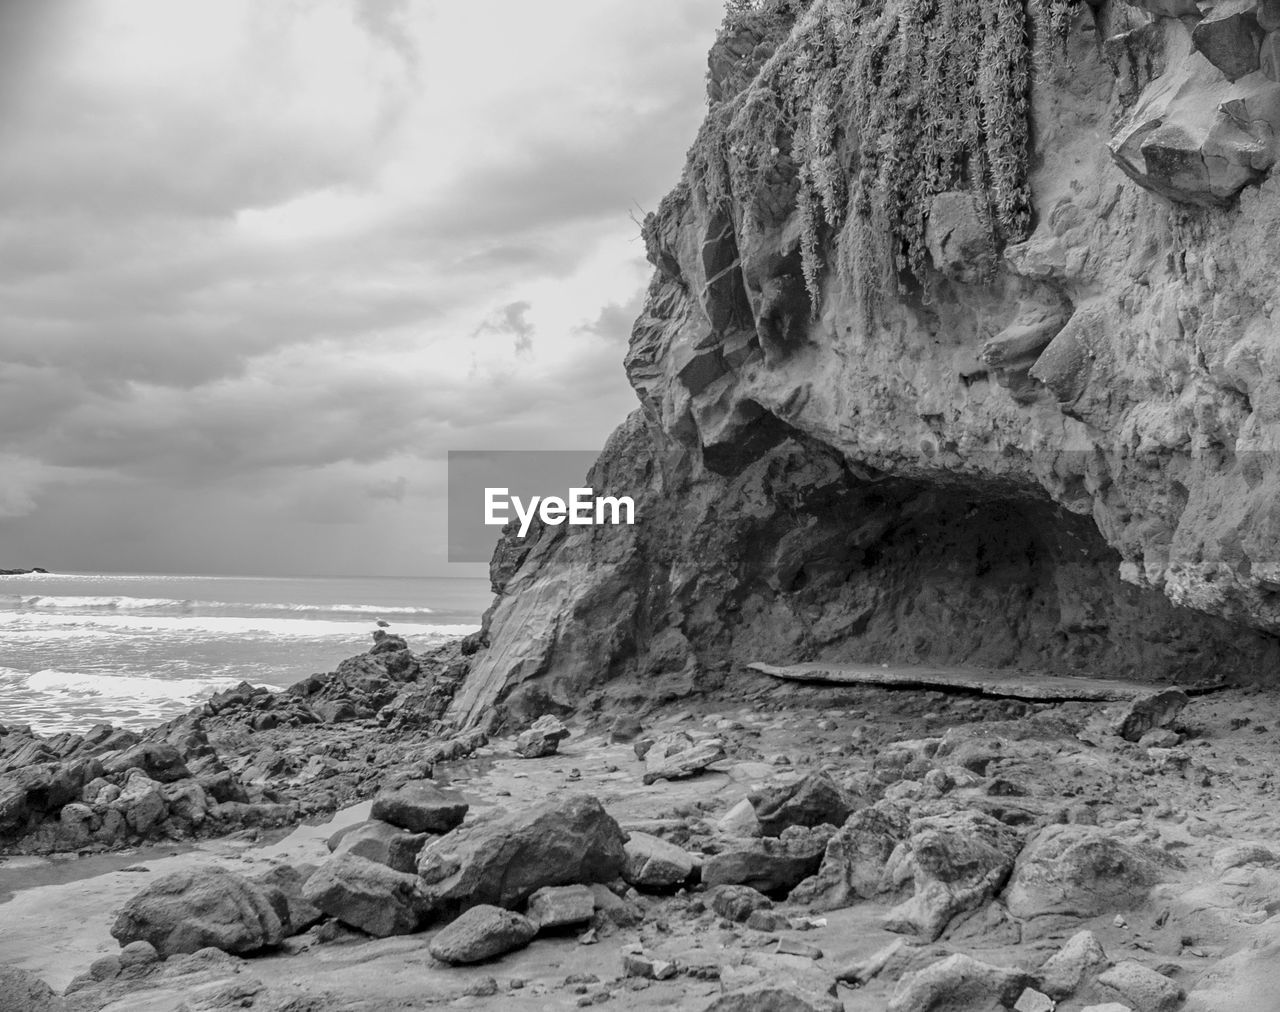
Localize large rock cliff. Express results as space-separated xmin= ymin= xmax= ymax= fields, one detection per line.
xmin=452 ymin=0 xmax=1280 ymax=727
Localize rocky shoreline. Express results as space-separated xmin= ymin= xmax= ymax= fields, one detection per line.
xmin=0 ymin=632 xmax=484 ymax=857
xmin=3 ymin=638 xmax=1280 ymax=1010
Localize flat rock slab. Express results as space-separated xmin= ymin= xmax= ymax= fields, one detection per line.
xmin=747 ymin=662 xmax=1216 ymax=703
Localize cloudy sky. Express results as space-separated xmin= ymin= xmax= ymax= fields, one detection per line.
xmin=0 ymin=0 xmax=724 ymax=577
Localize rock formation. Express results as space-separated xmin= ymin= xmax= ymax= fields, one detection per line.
xmin=455 ymin=0 xmax=1280 ymax=728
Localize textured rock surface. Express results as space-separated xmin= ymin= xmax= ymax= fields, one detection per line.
xmin=624 ymin=830 xmax=696 ymax=888
xmin=370 ymin=780 xmax=468 ymax=834
xmin=451 ymin=0 xmax=1280 ymax=730
xmin=301 ymin=853 xmax=429 ymax=937
xmin=0 ymin=965 xmax=65 ymax=1012
xmin=110 ymin=866 xmax=284 ymax=957
xmin=1003 ymin=825 xmax=1176 ymax=923
xmin=416 ymin=794 xmax=628 ymax=914
xmin=427 ymin=905 xmax=536 ymax=965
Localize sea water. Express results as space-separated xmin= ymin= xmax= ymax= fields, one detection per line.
xmin=0 ymin=572 xmax=491 ymax=734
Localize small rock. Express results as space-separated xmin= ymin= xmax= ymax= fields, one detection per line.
xmin=1111 ymin=691 xmax=1188 ymax=743
xmin=370 ymin=780 xmax=468 ymax=834
xmin=1038 ymin=929 xmax=1109 ymax=998
xmin=87 ymin=955 xmax=122 ymax=981
xmin=118 ymin=939 xmax=161 ymax=968
xmin=1137 ymin=729 xmax=1180 ymax=749
xmin=623 ymin=831 xmax=695 ymax=889
xmin=623 ymin=952 xmax=677 ymax=980
xmin=1013 ymin=988 xmax=1056 ymax=1012
xmin=463 ymin=976 xmax=499 ymax=997
xmin=1096 ymin=961 xmax=1182 ymax=1012
xmin=526 ymin=884 xmax=596 ymax=929
xmin=428 ymin=905 xmax=536 ymax=964
xmin=776 ymin=938 xmax=823 ymax=959
xmin=707 ymin=884 xmax=773 ymax=922
xmin=642 ymin=732 xmax=726 ymax=785
xmin=515 ymin=715 xmax=571 ymax=759
xmin=717 ymin=798 xmax=761 ymax=837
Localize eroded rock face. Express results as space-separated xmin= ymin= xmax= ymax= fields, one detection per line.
xmin=111 ymin=866 xmax=284 ymax=957
xmin=302 ymin=853 xmax=429 ymax=937
xmin=453 ymin=0 xmax=1280 ymax=727
xmin=1003 ymin=825 xmax=1177 ymax=926
xmin=416 ymin=794 xmax=628 ymax=915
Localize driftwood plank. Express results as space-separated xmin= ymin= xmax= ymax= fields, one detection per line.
xmin=746 ymin=662 xmax=1218 ymax=702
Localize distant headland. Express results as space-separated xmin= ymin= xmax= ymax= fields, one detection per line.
xmin=0 ymin=567 xmax=48 ymax=575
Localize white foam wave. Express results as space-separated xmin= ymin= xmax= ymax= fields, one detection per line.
xmin=0 ymin=611 xmax=478 ymax=639
xmin=0 ymin=594 xmax=435 ymax=615
xmin=0 ymin=667 xmax=257 ymax=733
xmin=2 ymin=667 xmax=252 ymax=702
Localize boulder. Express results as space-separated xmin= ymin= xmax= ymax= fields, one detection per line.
xmin=623 ymin=831 xmax=695 ymax=889
xmin=111 ymin=866 xmax=285 ymax=957
xmin=0 ymin=965 xmax=65 ymax=1012
xmin=643 ymin=732 xmax=726 ymax=784
xmin=882 ymin=810 xmax=1025 ymax=941
xmin=417 ymin=794 xmax=627 ymax=914
xmin=303 ymin=853 xmax=428 ymax=936
xmin=707 ymin=884 xmax=774 ymax=922
xmin=1097 ymin=961 xmax=1183 ymax=1012
xmin=253 ymin=864 xmax=323 ymax=934
xmin=749 ymin=771 xmax=853 ymax=837
xmin=1110 ymin=690 xmax=1189 ymax=742
xmin=888 ymin=953 xmax=1033 ymax=1012
xmin=789 ymin=800 xmax=911 ymax=909
xmin=113 ymin=771 xmax=168 ymax=838
xmin=370 ymin=780 xmax=467 ymax=834
xmin=702 ymin=984 xmax=841 ymax=1011
xmin=702 ymin=826 xmax=833 ymax=894
xmin=526 ymin=884 xmax=595 ymax=929
xmin=718 ymin=798 xmax=762 ymax=837
xmin=100 ymin=743 xmax=190 ymax=783
xmin=428 ymin=905 xmax=536 ymax=964
xmin=1191 ymin=0 xmax=1264 ymax=82
xmin=1038 ymin=929 xmax=1110 ymax=999
xmin=1004 ymin=825 xmax=1174 ymax=926
xmin=329 ymin=818 xmax=430 ymax=874
xmin=514 ymin=715 xmax=570 ymax=758
xmin=118 ymin=940 xmax=161 ymax=968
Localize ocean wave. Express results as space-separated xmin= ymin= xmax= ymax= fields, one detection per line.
xmin=0 ymin=667 xmax=254 ymax=702
xmin=0 ymin=666 xmax=259 ymax=734
xmin=0 ymin=595 xmax=435 ymax=615
xmin=0 ymin=611 xmax=479 ymax=639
